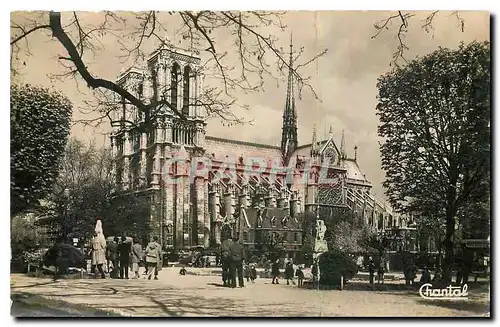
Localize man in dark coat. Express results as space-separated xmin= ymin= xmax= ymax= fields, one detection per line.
xmin=117 ymin=236 xmax=131 ymax=279
xmin=220 ymin=236 xmax=234 ymax=287
xmin=229 ymin=238 xmax=246 ymax=288
xmin=285 ymin=261 xmax=295 ymax=285
xmin=107 ymin=237 xmax=119 ymax=278
xmin=368 ymin=257 xmax=376 ymax=286
xmin=45 ymin=236 xmax=67 ymax=281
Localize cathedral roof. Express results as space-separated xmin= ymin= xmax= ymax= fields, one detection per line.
xmin=342 ymin=158 xmax=371 ymax=184
xmin=204 ymin=136 xmax=282 ymax=163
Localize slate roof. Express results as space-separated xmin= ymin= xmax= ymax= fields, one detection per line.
xmin=204 ymin=136 xmax=282 ymax=163
xmin=342 ymin=158 xmax=371 ymax=184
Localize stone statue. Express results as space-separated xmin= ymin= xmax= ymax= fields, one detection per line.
xmin=312 ymin=219 xmax=328 ymax=287
xmin=95 ymin=219 xmax=105 ymax=241
xmin=313 ymin=219 xmax=328 ymax=254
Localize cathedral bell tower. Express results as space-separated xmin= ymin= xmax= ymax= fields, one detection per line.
xmin=280 ymin=33 xmax=298 ymax=165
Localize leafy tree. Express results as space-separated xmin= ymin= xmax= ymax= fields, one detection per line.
xmin=48 ymin=138 xmax=150 ymax=243
xmin=376 ymin=41 xmax=490 ymax=281
xmin=104 ymin=194 xmax=151 ymax=244
xmin=458 ymin=170 xmax=490 ymax=240
xmin=326 ymin=209 xmax=375 ymax=254
xmin=11 ymin=11 xmax=326 ymax=132
xmin=318 ymin=249 xmax=359 ymax=286
xmin=11 ymin=212 xmax=50 ymax=254
xmin=10 ymin=84 xmax=72 ymax=216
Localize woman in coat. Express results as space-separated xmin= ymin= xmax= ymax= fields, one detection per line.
xmin=285 ymin=261 xmax=295 ymax=285
xmin=91 ymin=231 xmax=107 ymax=278
xmin=145 ymin=236 xmax=162 ymax=280
xmin=131 ymin=237 xmax=144 ymax=279
xmin=271 ymin=259 xmax=280 ymax=284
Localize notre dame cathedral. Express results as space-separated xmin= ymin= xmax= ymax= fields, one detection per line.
xmin=110 ymin=40 xmax=411 ymax=257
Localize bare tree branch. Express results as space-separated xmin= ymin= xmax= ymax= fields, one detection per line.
xmin=372 ymin=11 xmax=465 ymax=66
xmin=11 ymin=10 xmax=328 ymax=134
xmin=11 ymin=24 xmax=50 ymax=45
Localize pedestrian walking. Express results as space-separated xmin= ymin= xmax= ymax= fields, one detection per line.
xmin=144 ymin=236 xmax=161 ymax=280
xmin=117 ymin=236 xmax=131 ymax=279
xmin=377 ymin=259 xmax=385 ymax=284
xmin=229 ymin=238 xmax=246 ymax=288
xmin=91 ymin=231 xmax=107 ymax=279
xmin=420 ymin=266 xmax=431 ymax=284
xmin=368 ymin=257 xmax=375 ymax=286
xmin=131 ymin=237 xmax=143 ymax=279
xmin=296 ymin=266 xmax=305 ymax=288
xmin=250 ymin=264 xmax=257 ymax=283
xmin=243 ymin=261 xmax=250 ymax=282
xmin=409 ymin=264 xmax=418 ymax=285
xmin=107 ymin=237 xmax=119 ymax=278
xmin=271 ymin=259 xmax=280 ymax=284
xmin=49 ymin=236 xmax=66 ymax=281
xmin=220 ymin=236 xmax=234 ymax=287
xmin=285 ymin=261 xmax=295 ymax=285
xmin=312 ymin=260 xmax=319 ymax=288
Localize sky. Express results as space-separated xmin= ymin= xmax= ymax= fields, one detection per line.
xmin=10 ymin=10 xmax=490 ymax=199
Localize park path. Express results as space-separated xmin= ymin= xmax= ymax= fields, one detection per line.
xmin=10 ymin=268 xmax=489 ymax=317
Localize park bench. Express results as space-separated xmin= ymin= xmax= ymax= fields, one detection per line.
xmin=26 ymin=263 xmax=42 ymax=277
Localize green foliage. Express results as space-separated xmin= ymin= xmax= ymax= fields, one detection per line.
xmin=11 ymin=212 xmax=50 ymax=266
xmin=376 ymin=41 xmax=490 ymax=277
xmin=318 ymin=249 xmax=359 ymax=286
xmin=48 ymin=138 xmax=150 ymax=243
xmin=377 ymin=41 xmax=490 ymax=215
xmin=103 ymin=194 xmax=151 ymax=243
xmin=326 ymin=209 xmax=376 ymax=254
xmin=11 ymin=84 xmax=72 ymax=216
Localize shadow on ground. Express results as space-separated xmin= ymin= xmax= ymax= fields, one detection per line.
xmin=12 ymin=279 xmax=306 ymax=317
xmin=386 ymin=281 xmax=490 ymax=315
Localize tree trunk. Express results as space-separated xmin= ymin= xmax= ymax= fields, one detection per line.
xmin=443 ymin=208 xmax=455 ymax=283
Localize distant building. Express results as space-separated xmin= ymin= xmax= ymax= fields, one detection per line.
xmin=110 ymin=40 xmax=409 ymax=253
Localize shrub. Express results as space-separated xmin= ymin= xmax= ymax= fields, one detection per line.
xmin=318 ymin=249 xmax=359 ymax=286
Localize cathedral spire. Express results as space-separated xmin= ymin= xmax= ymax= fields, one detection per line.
xmin=280 ymin=32 xmax=298 ymax=164
xmin=340 ymin=129 xmax=346 ymax=160
xmin=311 ymin=124 xmax=317 ymax=154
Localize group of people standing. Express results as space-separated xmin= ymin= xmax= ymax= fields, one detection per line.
xmin=367 ymin=257 xmax=387 ymax=285
xmin=91 ymin=232 xmax=163 ymax=280
xmin=220 ymin=236 xmax=247 ymax=288
xmin=219 ymin=235 xmax=307 ymax=288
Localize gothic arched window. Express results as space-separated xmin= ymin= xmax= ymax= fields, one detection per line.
xmin=182 ymin=65 xmax=191 ymax=116
xmin=171 ymin=63 xmax=180 ymax=110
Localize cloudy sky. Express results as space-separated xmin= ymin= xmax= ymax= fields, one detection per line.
xmin=11 ymin=10 xmax=490 ymax=199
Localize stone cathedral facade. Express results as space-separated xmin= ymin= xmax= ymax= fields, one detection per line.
xmin=110 ymin=43 xmax=411 ymax=255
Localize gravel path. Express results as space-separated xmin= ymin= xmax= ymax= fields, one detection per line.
xmin=10 ymin=269 xmax=490 ymax=317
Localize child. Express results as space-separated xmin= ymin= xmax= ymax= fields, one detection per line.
xmin=271 ymin=259 xmax=280 ymax=284
xmin=296 ymin=266 xmax=305 ymax=288
xmin=250 ymin=264 xmax=257 ymax=283
xmin=243 ymin=261 xmax=250 ymax=282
